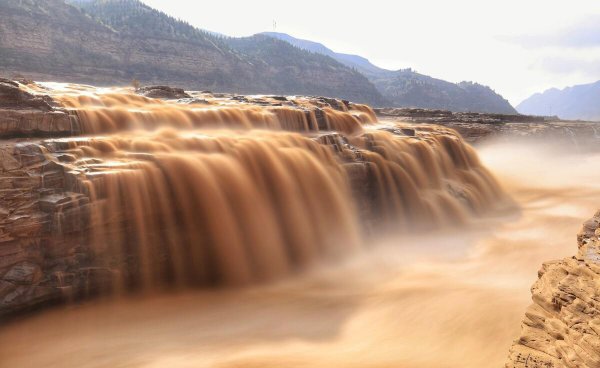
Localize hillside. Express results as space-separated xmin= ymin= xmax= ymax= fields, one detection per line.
xmin=223 ymin=35 xmax=384 ymax=103
xmin=261 ymin=32 xmax=384 ymax=76
xmin=262 ymin=32 xmax=517 ymax=114
xmin=517 ymin=80 xmax=600 ymax=121
xmin=0 ymin=0 xmax=386 ymax=105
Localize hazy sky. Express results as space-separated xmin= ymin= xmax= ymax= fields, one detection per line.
xmin=142 ymin=0 xmax=600 ymax=104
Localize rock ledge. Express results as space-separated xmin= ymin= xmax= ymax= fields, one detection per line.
xmin=506 ymin=211 xmax=600 ymax=368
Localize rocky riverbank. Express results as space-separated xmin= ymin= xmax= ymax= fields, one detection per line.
xmin=505 ymin=211 xmax=600 ymax=368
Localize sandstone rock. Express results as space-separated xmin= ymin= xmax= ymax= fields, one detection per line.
xmin=2 ymin=262 xmax=42 ymax=285
xmin=0 ymin=137 xmax=95 ymax=317
xmin=506 ymin=212 xmax=600 ymax=367
xmin=0 ymin=80 xmax=52 ymax=111
xmin=316 ymin=97 xmax=347 ymax=111
xmin=1 ymin=284 xmax=60 ymax=314
xmin=0 ymin=109 xmax=75 ymax=138
xmin=136 ymin=85 xmax=191 ymax=99
xmin=313 ymin=108 xmax=328 ymax=130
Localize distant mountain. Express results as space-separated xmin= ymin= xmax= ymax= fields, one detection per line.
xmin=372 ymin=72 xmax=517 ymax=115
xmin=261 ymin=32 xmax=384 ymax=77
xmin=517 ymin=81 xmax=600 ymax=121
xmin=0 ymin=0 xmax=386 ymax=105
xmin=262 ymin=32 xmax=517 ymax=114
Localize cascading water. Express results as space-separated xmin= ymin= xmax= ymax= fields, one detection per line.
xmin=34 ymin=83 xmax=511 ymax=294
xmin=52 ymin=130 xmax=361 ymax=291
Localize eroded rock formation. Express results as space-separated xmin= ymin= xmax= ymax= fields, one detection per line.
xmin=136 ymin=85 xmax=191 ymax=100
xmin=0 ymin=79 xmax=78 ymax=138
xmin=506 ymin=212 xmax=600 ymax=368
xmin=0 ymin=142 xmax=90 ymax=316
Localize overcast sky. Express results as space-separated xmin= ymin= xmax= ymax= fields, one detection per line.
xmin=142 ymin=0 xmax=600 ymax=105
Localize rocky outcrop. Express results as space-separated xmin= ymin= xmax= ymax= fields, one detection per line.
xmin=0 ymin=142 xmax=95 ymax=316
xmin=0 ymin=110 xmax=77 ymax=138
xmin=377 ymin=107 xmax=600 ymax=149
xmin=0 ymin=79 xmax=78 ymax=138
xmin=0 ymin=78 xmax=53 ymax=110
xmin=136 ymin=85 xmax=191 ymax=100
xmin=506 ymin=212 xmax=600 ymax=368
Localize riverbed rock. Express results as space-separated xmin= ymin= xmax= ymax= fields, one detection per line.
xmin=0 ymin=81 xmax=78 ymax=138
xmin=136 ymin=85 xmax=191 ymax=99
xmin=3 ymin=262 xmax=42 ymax=285
xmin=0 ymin=137 xmax=96 ymax=317
xmin=0 ymin=79 xmax=52 ymax=111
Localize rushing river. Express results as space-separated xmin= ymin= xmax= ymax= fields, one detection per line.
xmin=0 ymin=138 xmax=596 ymax=368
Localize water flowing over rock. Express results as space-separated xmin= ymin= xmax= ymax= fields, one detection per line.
xmin=506 ymin=212 xmax=600 ymax=368
xmin=0 ymin=81 xmax=512 ymax=317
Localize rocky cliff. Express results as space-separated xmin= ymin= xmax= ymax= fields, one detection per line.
xmin=506 ymin=212 xmax=600 ymax=368
xmin=0 ymin=79 xmax=87 ymax=316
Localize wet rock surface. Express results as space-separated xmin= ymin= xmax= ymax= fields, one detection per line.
xmin=506 ymin=211 xmax=600 ymax=368
xmin=0 ymin=140 xmax=95 ymax=317
xmin=0 ymin=78 xmax=53 ymax=111
xmin=136 ymin=85 xmax=191 ymax=100
xmin=0 ymin=80 xmax=77 ymax=138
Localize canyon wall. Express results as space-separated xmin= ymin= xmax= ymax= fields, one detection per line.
xmin=506 ymin=213 xmax=600 ymax=368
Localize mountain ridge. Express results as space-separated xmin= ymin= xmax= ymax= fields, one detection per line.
xmin=0 ymin=0 xmax=386 ymax=105
xmin=517 ymin=80 xmax=600 ymax=121
xmin=261 ymin=32 xmax=517 ymax=114
xmin=1 ymin=0 xmax=515 ymax=113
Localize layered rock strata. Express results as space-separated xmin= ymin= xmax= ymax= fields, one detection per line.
xmin=506 ymin=212 xmax=600 ymax=368
xmin=0 ymin=78 xmax=78 ymax=138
